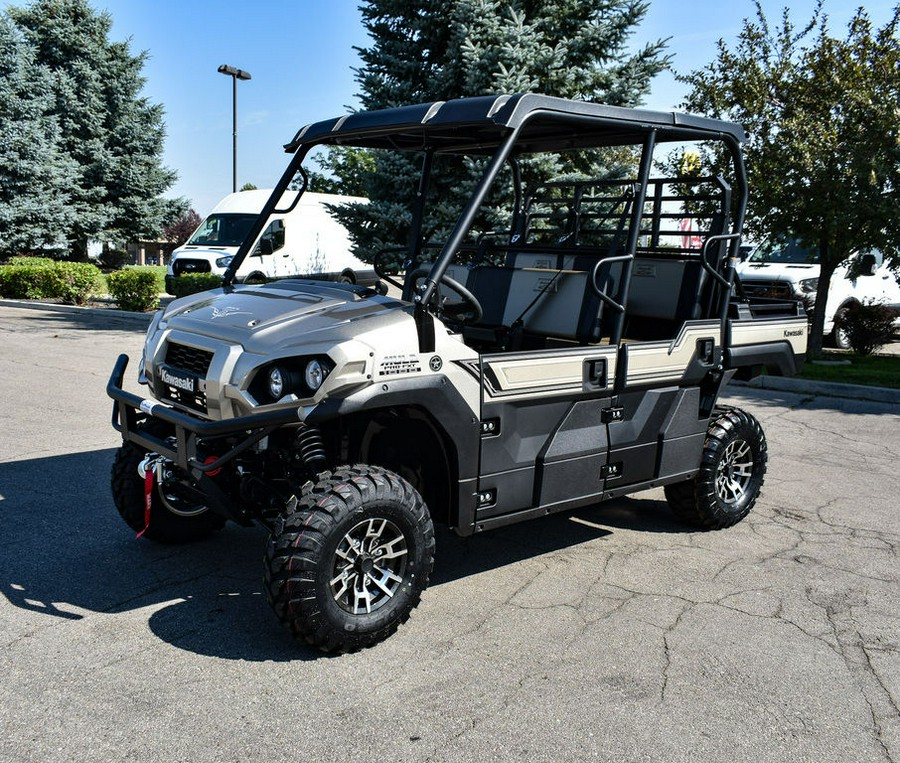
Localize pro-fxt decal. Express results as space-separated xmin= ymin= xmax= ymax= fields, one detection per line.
xmin=378 ymin=353 xmax=422 ymax=377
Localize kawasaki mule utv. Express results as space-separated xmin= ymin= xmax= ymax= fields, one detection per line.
xmin=107 ymin=94 xmax=807 ymax=652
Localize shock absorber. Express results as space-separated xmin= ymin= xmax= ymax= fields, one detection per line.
xmin=294 ymin=425 xmax=327 ymax=470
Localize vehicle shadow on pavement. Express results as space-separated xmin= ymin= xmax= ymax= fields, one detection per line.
xmin=0 ymin=449 xmax=691 ymax=662
xmin=0 ymin=449 xmax=305 ymax=662
xmin=431 ymin=495 xmax=688 ymax=585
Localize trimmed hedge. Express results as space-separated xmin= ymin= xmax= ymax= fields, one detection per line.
xmin=169 ymin=273 xmax=223 ymax=298
xmin=7 ymin=256 xmax=57 ymax=267
xmin=0 ymin=260 xmax=102 ymax=305
xmin=107 ymin=268 xmax=160 ymax=312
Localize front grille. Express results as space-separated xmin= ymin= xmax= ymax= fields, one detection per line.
xmin=741 ymin=279 xmax=794 ymax=299
xmin=160 ymin=382 xmax=208 ymax=414
xmin=157 ymin=341 xmax=214 ymax=415
xmin=173 ymin=258 xmax=212 ymax=275
xmin=165 ymin=342 xmax=214 ymax=376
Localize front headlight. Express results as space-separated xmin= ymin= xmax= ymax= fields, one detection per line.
xmin=251 ymin=357 xmax=333 ymax=403
xmin=799 ymin=277 xmax=818 ymax=293
xmin=305 ymin=359 xmax=326 ymax=391
xmin=215 ymin=255 xmax=234 ymax=268
xmin=267 ymin=366 xmax=286 ymax=399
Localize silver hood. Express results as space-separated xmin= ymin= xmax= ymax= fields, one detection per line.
xmin=158 ymin=280 xmax=412 ymax=352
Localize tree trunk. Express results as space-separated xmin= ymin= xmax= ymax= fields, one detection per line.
xmin=807 ymin=243 xmax=840 ymax=358
xmin=68 ymin=237 xmax=89 ymax=262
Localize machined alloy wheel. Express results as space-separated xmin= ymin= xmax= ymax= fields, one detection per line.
xmin=715 ymin=438 xmax=755 ymax=506
xmin=664 ymin=407 xmax=767 ymax=529
xmin=330 ymin=517 xmax=409 ymax=615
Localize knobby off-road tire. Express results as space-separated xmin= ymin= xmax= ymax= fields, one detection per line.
xmin=264 ymin=465 xmax=435 ymax=653
xmin=110 ymin=442 xmax=225 ymax=544
xmin=664 ymin=408 xmax=767 ymax=530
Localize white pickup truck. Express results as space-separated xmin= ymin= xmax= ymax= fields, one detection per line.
xmin=165 ymin=189 xmax=375 ymax=294
xmin=736 ymin=239 xmax=900 ymax=348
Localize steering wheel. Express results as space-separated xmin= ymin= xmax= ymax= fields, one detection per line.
xmin=408 ymin=267 xmax=483 ymax=324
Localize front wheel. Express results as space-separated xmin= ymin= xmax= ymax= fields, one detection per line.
xmin=264 ymin=465 xmax=435 ymax=653
xmin=110 ymin=442 xmax=225 ymax=543
xmin=664 ymin=408 xmax=767 ymax=529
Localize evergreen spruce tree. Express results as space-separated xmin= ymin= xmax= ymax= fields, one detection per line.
xmin=0 ymin=15 xmax=78 ymax=257
xmin=6 ymin=0 xmax=180 ymax=260
xmin=321 ymin=0 xmax=669 ymax=259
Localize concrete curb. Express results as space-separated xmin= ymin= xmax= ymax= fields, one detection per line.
xmin=0 ymin=298 xmax=155 ymax=327
xmin=3 ymin=297 xmax=899 ymax=405
xmin=727 ymin=375 xmax=900 ymax=405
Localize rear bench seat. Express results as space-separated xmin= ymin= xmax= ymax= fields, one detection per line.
xmin=446 ymin=247 xmax=714 ymax=347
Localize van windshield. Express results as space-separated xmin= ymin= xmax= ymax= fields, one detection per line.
xmin=749 ymin=239 xmax=818 ymax=265
xmin=187 ymin=213 xmax=259 ymax=247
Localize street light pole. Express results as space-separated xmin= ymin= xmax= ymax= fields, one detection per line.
xmin=217 ymin=64 xmax=252 ymax=193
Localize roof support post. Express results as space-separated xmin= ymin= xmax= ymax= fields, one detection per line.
xmin=608 ymin=128 xmax=657 ymax=346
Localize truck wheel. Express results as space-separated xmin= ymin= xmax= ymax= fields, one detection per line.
xmin=664 ymin=408 xmax=767 ymax=529
xmin=110 ymin=442 xmax=225 ymax=543
xmin=264 ymin=465 xmax=434 ymax=653
xmin=829 ymin=306 xmax=852 ymax=350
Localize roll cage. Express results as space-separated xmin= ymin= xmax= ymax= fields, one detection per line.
xmin=222 ymin=93 xmax=750 ymax=353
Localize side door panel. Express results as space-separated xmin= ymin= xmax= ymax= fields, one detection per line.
xmin=605 ymin=321 xmax=722 ymax=489
xmin=475 ymin=346 xmax=617 ymax=522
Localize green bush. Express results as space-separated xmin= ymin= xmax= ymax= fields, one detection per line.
xmin=0 ymin=265 xmax=48 ymax=299
xmin=7 ymin=256 xmax=56 ymax=267
xmin=49 ymin=262 xmax=103 ymax=305
xmin=0 ymin=261 xmax=101 ymax=305
xmin=107 ymin=269 xmax=160 ymax=312
xmin=837 ymin=300 xmax=897 ymax=356
xmin=170 ymin=273 xmax=223 ymax=298
xmin=135 ymin=265 xmax=167 ymax=294
xmin=97 ymin=248 xmax=130 ymax=271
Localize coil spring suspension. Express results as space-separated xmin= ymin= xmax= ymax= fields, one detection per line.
xmin=294 ymin=425 xmax=327 ymax=469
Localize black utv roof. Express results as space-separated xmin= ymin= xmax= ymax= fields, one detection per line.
xmin=285 ymin=93 xmax=747 ymax=155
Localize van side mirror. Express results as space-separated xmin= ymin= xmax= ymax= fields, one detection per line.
xmin=258 ymin=238 xmax=275 ymax=256
xmin=859 ymin=252 xmax=877 ymax=276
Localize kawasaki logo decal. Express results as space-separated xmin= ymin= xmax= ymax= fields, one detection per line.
xmin=160 ymin=367 xmax=196 ymax=392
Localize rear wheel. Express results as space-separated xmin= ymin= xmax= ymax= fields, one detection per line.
xmin=664 ymin=408 xmax=767 ymax=529
xmin=264 ymin=464 xmax=434 ymax=653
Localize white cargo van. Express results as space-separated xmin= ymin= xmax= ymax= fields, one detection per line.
xmin=165 ymin=189 xmax=375 ymax=294
xmin=736 ymin=239 xmax=900 ymax=348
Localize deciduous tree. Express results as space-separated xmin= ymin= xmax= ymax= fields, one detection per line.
xmin=162 ymin=208 xmax=202 ymax=253
xmin=679 ymin=1 xmax=900 ymax=355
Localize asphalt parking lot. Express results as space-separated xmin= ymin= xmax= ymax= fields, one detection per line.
xmin=1 ymin=304 xmax=898 ymax=763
